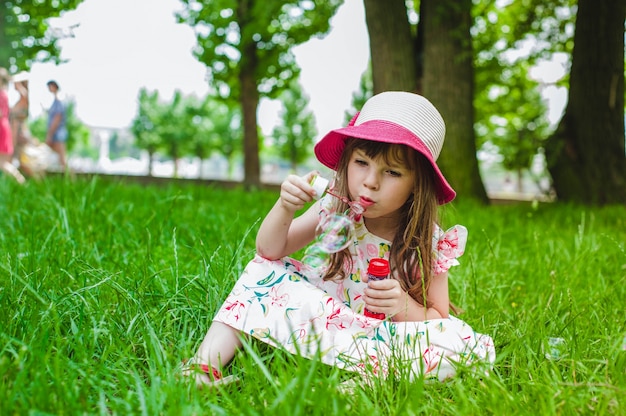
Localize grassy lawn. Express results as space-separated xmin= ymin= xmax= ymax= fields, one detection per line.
xmin=0 ymin=176 xmax=624 ymax=415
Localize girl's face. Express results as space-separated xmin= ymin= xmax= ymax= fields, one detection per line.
xmin=346 ymin=148 xmax=415 ymax=221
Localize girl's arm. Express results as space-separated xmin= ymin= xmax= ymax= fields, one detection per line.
xmin=255 ymin=171 xmax=321 ymax=260
xmin=363 ymin=272 xmax=451 ymax=321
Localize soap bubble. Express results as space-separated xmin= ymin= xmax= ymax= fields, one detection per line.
xmin=302 ymin=213 xmax=354 ymax=269
xmin=316 ymin=214 xmax=354 ymax=252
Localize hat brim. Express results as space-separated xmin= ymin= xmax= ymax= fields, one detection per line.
xmin=314 ymin=120 xmax=456 ymax=205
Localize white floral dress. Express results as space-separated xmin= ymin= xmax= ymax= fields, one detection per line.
xmin=214 ymin=196 xmax=496 ymax=381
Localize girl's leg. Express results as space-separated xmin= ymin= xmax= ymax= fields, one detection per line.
xmin=195 ymin=321 xmax=242 ymax=370
xmin=184 ymin=321 xmax=242 ymax=387
xmin=48 ymin=141 xmax=66 ymax=170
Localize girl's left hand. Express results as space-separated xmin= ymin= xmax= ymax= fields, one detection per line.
xmin=362 ymin=279 xmax=408 ymax=317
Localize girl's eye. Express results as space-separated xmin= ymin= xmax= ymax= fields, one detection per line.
xmin=387 ymin=170 xmax=401 ymax=177
xmin=354 ymin=159 xmax=368 ymax=166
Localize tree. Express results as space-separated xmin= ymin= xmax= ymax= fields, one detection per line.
xmin=363 ymin=0 xmax=417 ymax=93
xmin=176 ymin=0 xmax=343 ymax=188
xmin=472 ymin=0 xmax=575 ymax=195
xmin=474 ymin=60 xmax=551 ymax=194
xmin=2 ymin=0 xmax=84 ymax=72
xmin=131 ymin=88 xmax=245 ymax=179
xmin=420 ymin=0 xmax=488 ymax=203
xmin=362 ymin=0 xmax=488 ymax=202
xmin=545 ymin=0 xmax=626 ymax=204
xmin=271 ymin=81 xmax=317 ymax=172
xmin=158 ymin=91 xmax=195 ymax=177
xmin=109 ymin=130 xmax=140 ymax=160
xmin=214 ymin=112 xmax=243 ymax=180
xmin=190 ymin=95 xmax=243 ymax=178
xmin=131 ymin=89 xmax=162 ymax=176
xmin=344 ymin=65 xmax=373 ymax=124
xmin=187 ymin=97 xmax=219 ymax=178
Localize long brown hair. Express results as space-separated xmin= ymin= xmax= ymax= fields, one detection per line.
xmin=322 ymin=138 xmax=441 ymax=309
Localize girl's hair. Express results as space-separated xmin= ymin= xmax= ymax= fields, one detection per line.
xmin=322 ymin=138 xmax=443 ymax=310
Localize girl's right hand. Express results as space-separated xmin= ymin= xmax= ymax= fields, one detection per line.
xmin=278 ymin=171 xmax=319 ymax=212
xmin=256 ymin=171 xmax=322 ymax=259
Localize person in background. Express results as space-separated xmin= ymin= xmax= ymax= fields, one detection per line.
xmin=9 ymin=72 xmax=30 ymax=150
xmin=9 ymin=72 xmax=40 ymax=178
xmin=46 ymin=80 xmax=68 ymax=170
xmin=0 ymin=68 xmax=26 ymax=184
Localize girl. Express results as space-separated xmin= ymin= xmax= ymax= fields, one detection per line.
xmin=183 ymin=91 xmax=495 ymax=386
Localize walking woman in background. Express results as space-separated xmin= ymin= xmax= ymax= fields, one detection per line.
xmin=46 ymin=80 xmax=68 ymax=170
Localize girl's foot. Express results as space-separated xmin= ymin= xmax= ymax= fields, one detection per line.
xmin=180 ymin=358 xmax=240 ymax=388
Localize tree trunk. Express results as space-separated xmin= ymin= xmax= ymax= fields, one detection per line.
xmin=421 ymin=0 xmax=488 ymax=203
xmin=239 ymin=2 xmax=261 ymax=189
xmin=148 ymin=150 xmax=154 ymax=177
xmin=240 ymin=69 xmax=260 ymax=188
xmin=363 ymin=0 xmax=418 ymax=93
xmin=545 ymin=0 xmax=626 ymax=205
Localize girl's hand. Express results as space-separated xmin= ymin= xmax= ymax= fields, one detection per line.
xmin=363 ymin=274 xmax=449 ymax=321
xmin=256 ymin=171 xmax=322 ymax=260
xmin=362 ymin=279 xmax=407 ymax=317
xmin=278 ymin=171 xmax=320 ymax=213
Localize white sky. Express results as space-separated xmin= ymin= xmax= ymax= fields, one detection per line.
xmin=18 ymin=0 xmax=566 ymax=140
xmin=21 ymin=0 xmax=370 ymax=140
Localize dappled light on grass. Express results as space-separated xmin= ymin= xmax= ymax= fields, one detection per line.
xmin=0 ymin=177 xmax=624 ymax=414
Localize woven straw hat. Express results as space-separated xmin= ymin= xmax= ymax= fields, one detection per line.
xmin=314 ymin=91 xmax=455 ymax=204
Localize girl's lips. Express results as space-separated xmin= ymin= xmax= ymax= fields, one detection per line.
xmin=359 ymin=196 xmax=374 ymax=207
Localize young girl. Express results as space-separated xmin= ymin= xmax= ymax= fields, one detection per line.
xmin=183 ymin=91 xmax=495 ymax=386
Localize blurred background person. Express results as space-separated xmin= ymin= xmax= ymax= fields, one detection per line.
xmin=46 ymin=80 xmax=68 ymax=170
xmin=0 ymin=68 xmax=26 ymax=184
xmin=9 ymin=72 xmax=30 ymax=149
xmin=9 ymin=71 xmax=41 ymax=178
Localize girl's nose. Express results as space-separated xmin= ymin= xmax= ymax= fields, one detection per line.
xmin=363 ymin=170 xmax=379 ymax=190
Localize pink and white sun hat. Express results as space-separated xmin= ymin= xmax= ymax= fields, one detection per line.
xmin=314 ymin=91 xmax=456 ymax=204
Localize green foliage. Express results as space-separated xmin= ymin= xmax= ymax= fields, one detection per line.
xmin=176 ymin=0 xmax=344 ymax=101
xmin=193 ymin=96 xmax=243 ymax=178
xmin=177 ymin=0 xmax=343 ymax=186
xmin=0 ymin=177 xmax=624 ymax=414
xmin=472 ymin=0 xmax=576 ymax=69
xmin=472 ymin=0 xmax=576 ymax=177
xmin=158 ymin=91 xmax=199 ymax=175
xmin=474 ymin=61 xmax=551 ymax=173
xmin=131 ymin=88 xmax=244 ymax=178
xmin=109 ymin=131 xmax=141 ymax=160
xmin=1 ymin=0 xmax=84 ymax=72
xmin=131 ymin=88 xmax=162 ymax=156
xmin=345 ymin=64 xmax=373 ymax=125
xmin=28 ymin=115 xmax=46 ymax=143
xmin=65 ymin=100 xmax=91 ymax=153
xmin=270 ymin=81 xmax=317 ymax=171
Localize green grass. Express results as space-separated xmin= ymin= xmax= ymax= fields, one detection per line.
xmin=0 ymin=176 xmax=624 ymax=415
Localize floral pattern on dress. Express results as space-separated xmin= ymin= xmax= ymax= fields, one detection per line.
xmin=433 ymin=225 xmax=468 ymax=275
xmin=213 ymin=195 xmax=495 ymax=381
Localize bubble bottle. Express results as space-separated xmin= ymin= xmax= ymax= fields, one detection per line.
xmin=363 ymin=258 xmax=390 ymax=320
xmin=301 ymin=175 xmax=367 ymax=275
